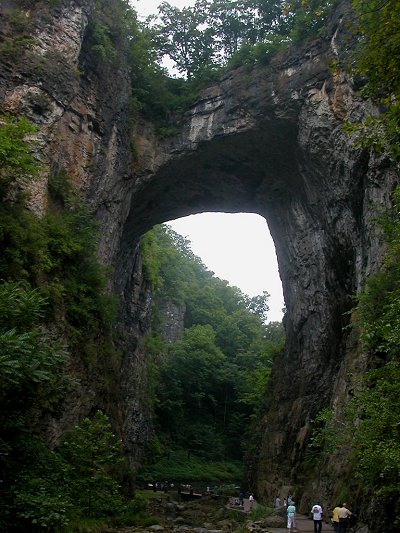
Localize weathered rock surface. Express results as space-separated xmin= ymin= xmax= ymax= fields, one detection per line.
xmin=1 ymin=1 xmax=399 ymax=530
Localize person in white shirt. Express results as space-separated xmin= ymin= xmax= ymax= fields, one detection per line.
xmin=311 ymin=503 xmax=323 ymax=533
xmin=248 ymin=493 xmax=254 ymax=510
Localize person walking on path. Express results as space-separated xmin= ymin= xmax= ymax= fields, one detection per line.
xmin=311 ymin=503 xmax=323 ymax=533
xmin=239 ymin=492 xmax=244 ymax=506
xmin=331 ymin=504 xmax=341 ymax=532
xmin=338 ymin=503 xmax=352 ymax=532
xmin=248 ymin=493 xmax=254 ymax=510
xmin=287 ymin=500 xmax=296 ymax=531
xmin=275 ymin=495 xmax=281 ymax=509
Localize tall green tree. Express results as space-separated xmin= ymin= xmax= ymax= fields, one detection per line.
xmin=157 ymin=325 xmax=227 ymax=439
xmin=256 ymin=0 xmax=292 ymax=36
xmin=209 ymin=0 xmax=259 ymax=57
xmin=284 ymin=0 xmax=334 ymax=42
xmin=60 ymin=411 xmax=124 ymax=517
xmin=153 ymin=1 xmax=215 ymax=78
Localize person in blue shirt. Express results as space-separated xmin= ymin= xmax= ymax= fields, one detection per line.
xmin=287 ymin=500 xmax=296 ymax=531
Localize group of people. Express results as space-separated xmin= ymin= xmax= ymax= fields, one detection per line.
xmin=309 ymin=502 xmax=353 ymax=532
xmin=331 ymin=503 xmax=353 ymax=532
xmin=234 ymin=492 xmax=254 ymax=510
xmin=275 ymin=495 xmax=353 ymax=532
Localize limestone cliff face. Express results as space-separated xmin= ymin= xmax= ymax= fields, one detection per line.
xmin=0 ymin=0 xmax=151 ymax=463
xmin=157 ymin=300 xmax=186 ymax=343
xmin=1 ymin=0 xmax=399 ymax=527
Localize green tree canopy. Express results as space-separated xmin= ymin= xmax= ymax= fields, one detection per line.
xmin=345 ymin=0 xmax=400 ymax=160
xmin=140 ymin=224 xmax=285 ymax=468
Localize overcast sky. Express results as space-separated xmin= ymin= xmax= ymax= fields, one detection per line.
xmin=133 ymin=0 xmax=284 ymax=322
xmin=133 ymin=0 xmax=196 ymax=18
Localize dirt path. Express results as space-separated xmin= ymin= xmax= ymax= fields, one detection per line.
xmin=229 ymin=499 xmax=330 ymax=532
xmin=268 ymin=514 xmax=330 ymax=533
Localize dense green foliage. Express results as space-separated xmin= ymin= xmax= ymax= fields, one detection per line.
xmin=139 ymin=225 xmax=285 ymax=483
xmin=309 ymin=188 xmax=400 ymax=505
xmin=0 ymin=112 xmax=126 ymax=530
xmin=345 ymin=0 xmax=400 ymax=160
xmin=350 ymin=188 xmax=400 ymax=496
xmin=0 ymin=282 xmax=71 ymax=531
xmin=102 ymin=0 xmax=337 ymax=125
xmin=11 ymin=411 xmax=124 ymax=531
xmin=59 ymin=411 xmax=124 ymax=518
xmin=149 ymin=0 xmax=336 ymax=79
xmin=139 ymin=449 xmax=243 ymax=484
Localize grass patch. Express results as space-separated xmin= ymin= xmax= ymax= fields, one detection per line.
xmin=247 ymin=504 xmax=274 ymax=521
xmin=114 ymin=492 xmax=165 ymax=527
xmin=138 ymin=448 xmax=243 ymax=484
xmin=64 ymin=516 xmax=111 ymax=532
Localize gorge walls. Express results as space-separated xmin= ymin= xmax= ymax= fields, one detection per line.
xmin=1 ymin=0 xmax=398 ymax=520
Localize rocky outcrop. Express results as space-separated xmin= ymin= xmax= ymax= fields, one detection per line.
xmin=0 ymin=0 xmax=143 ymax=455
xmin=158 ymin=300 xmax=186 ymax=343
xmin=1 ymin=0 xmax=399 ymax=529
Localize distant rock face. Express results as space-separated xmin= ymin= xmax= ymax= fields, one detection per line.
xmin=158 ymin=300 xmax=186 ymax=343
xmin=0 ymin=0 xmax=398 ymax=523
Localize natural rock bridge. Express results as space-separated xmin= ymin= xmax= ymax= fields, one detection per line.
xmin=0 ymin=0 xmax=397 ymax=513
xmin=113 ymin=4 xmax=396 ymax=501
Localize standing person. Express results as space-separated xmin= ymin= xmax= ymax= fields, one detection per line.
xmin=338 ymin=503 xmax=352 ymax=532
xmin=288 ymin=494 xmax=293 ymax=505
xmin=331 ymin=504 xmax=341 ymax=532
xmin=275 ymin=495 xmax=281 ymax=509
xmin=283 ymin=498 xmax=287 ymax=507
xmin=239 ymin=492 xmax=244 ymax=506
xmin=311 ymin=503 xmax=323 ymax=533
xmin=248 ymin=493 xmax=254 ymax=510
xmin=287 ymin=500 xmax=296 ymax=531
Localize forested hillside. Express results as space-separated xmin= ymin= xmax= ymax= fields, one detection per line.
xmin=139 ymin=225 xmax=284 ymax=483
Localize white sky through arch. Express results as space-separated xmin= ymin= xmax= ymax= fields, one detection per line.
xmin=168 ymin=214 xmax=284 ymax=323
xmin=133 ymin=0 xmax=285 ymax=323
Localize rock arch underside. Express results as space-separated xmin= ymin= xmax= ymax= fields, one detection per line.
xmin=1 ymin=0 xmax=398 ymax=527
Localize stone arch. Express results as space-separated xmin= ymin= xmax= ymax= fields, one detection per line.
xmin=115 ymin=28 xmax=396 ymax=487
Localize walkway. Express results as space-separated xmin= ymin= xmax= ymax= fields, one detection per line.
xmin=228 ymin=500 xmax=331 ymax=532
xmin=269 ymin=514 xmax=331 ymax=533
